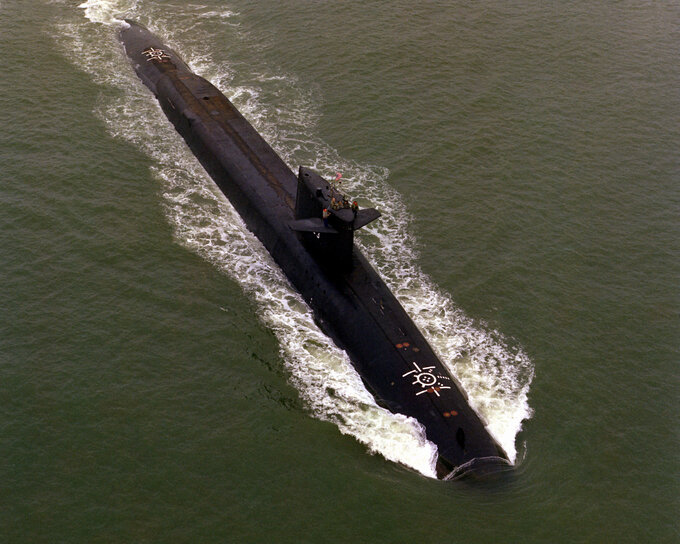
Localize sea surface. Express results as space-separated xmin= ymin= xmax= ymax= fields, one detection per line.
xmin=1 ymin=0 xmax=677 ymax=542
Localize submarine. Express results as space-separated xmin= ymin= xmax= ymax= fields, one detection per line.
xmin=119 ymin=20 xmax=510 ymax=479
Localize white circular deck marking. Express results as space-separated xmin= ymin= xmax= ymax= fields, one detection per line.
xmin=402 ymin=363 xmax=452 ymax=397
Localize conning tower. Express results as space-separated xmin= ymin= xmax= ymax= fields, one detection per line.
xmin=290 ymin=167 xmax=380 ymax=270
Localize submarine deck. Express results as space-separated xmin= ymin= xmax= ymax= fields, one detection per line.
xmin=119 ymin=20 xmax=509 ymax=478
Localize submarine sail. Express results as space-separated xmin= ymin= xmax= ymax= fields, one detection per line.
xmin=119 ymin=20 xmax=510 ymax=479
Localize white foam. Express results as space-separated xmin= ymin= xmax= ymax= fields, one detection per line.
xmin=78 ymin=0 xmax=135 ymax=25
xmin=54 ymin=2 xmax=533 ymax=476
xmin=197 ymin=9 xmax=239 ymax=20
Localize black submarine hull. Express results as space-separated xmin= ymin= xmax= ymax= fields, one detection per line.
xmin=119 ymin=21 xmax=510 ymax=479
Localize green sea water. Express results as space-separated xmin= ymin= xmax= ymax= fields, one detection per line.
xmin=1 ymin=0 xmax=678 ymax=542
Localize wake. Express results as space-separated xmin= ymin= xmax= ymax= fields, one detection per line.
xmin=53 ymin=0 xmax=533 ymax=477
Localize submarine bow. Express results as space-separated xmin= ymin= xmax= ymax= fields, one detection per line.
xmin=119 ymin=20 xmax=511 ymax=479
